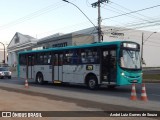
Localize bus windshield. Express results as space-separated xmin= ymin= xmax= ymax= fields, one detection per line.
xmin=120 ymin=49 xmax=141 ymax=69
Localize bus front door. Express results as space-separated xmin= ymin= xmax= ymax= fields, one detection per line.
xmin=53 ymin=53 xmax=63 ymax=83
xmin=101 ymin=49 xmax=117 ymax=84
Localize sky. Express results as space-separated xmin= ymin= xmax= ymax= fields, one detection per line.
xmin=0 ymin=0 xmax=160 ymax=47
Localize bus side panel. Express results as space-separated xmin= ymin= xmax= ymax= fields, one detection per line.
xmin=34 ymin=65 xmax=52 ymax=82
xmin=19 ymin=65 xmax=26 ymax=79
xmin=63 ymin=65 xmax=79 ymax=83
xmin=62 ymin=64 xmax=100 ymax=84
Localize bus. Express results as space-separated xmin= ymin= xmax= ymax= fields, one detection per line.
xmin=18 ymin=41 xmax=142 ymax=89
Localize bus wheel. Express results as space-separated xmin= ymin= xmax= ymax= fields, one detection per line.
xmin=36 ymin=73 xmax=44 ymax=85
xmin=87 ymin=76 xmax=98 ymax=90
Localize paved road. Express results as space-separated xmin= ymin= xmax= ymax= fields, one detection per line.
xmin=0 ymin=77 xmax=159 ymax=103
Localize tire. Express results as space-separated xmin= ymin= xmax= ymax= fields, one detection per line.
xmin=87 ymin=76 xmax=98 ymax=90
xmin=8 ymin=76 xmax=11 ymax=79
xmin=36 ymin=73 xmax=44 ymax=85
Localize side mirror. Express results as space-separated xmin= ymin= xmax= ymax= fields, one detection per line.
xmin=141 ymin=59 xmax=146 ymax=65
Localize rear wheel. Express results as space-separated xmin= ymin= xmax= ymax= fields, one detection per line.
xmin=8 ymin=76 xmax=11 ymax=79
xmin=36 ymin=73 xmax=44 ymax=85
xmin=87 ymin=76 xmax=98 ymax=90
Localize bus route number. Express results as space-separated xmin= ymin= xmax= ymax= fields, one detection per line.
xmin=86 ymin=65 xmax=93 ymax=70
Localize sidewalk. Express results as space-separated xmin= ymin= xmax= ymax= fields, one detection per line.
xmin=11 ymin=70 xmax=17 ymax=78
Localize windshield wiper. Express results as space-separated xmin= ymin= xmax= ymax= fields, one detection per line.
xmin=126 ymin=50 xmax=136 ymax=67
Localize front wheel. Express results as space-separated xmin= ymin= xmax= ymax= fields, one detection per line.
xmin=87 ymin=76 xmax=98 ymax=90
xmin=36 ymin=73 xmax=44 ymax=85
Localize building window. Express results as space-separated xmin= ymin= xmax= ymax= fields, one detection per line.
xmin=52 ymin=42 xmax=68 ymax=48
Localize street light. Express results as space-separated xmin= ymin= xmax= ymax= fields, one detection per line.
xmin=141 ymin=32 xmax=157 ymax=65
xmin=0 ymin=42 xmax=5 ymax=63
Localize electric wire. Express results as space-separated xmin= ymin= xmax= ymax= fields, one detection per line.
xmin=102 ymin=4 xmax=160 ymax=20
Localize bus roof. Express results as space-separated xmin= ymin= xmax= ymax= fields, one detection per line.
xmin=18 ymin=40 xmax=138 ymax=54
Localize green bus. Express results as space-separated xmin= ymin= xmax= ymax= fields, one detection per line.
xmin=18 ymin=41 xmax=142 ymax=89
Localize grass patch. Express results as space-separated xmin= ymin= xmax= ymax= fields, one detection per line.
xmin=143 ymin=74 xmax=160 ymax=83
xmin=143 ymin=74 xmax=160 ymax=80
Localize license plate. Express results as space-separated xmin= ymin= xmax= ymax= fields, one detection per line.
xmin=133 ymin=80 xmax=137 ymax=82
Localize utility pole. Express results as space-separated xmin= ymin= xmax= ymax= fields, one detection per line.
xmin=141 ymin=32 xmax=156 ymax=65
xmin=91 ymin=0 xmax=109 ymax=42
xmin=141 ymin=32 xmax=144 ymax=64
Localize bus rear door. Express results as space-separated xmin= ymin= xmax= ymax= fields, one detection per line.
xmin=53 ymin=53 xmax=63 ymax=83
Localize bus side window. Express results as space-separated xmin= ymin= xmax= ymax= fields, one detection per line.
xmin=81 ymin=51 xmax=87 ymax=64
xmin=54 ymin=54 xmax=58 ymax=65
xmin=71 ymin=50 xmax=79 ymax=64
xmin=19 ymin=54 xmax=26 ymax=65
xmin=44 ymin=52 xmax=52 ymax=65
xmin=48 ymin=54 xmax=51 ymax=64
xmin=44 ymin=53 xmax=48 ymax=64
xmin=81 ymin=48 xmax=99 ymax=64
xmin=59 ymin=54 xmax=63 ymax=65
xmin=37 ymin=53 xmax=44 ymax=65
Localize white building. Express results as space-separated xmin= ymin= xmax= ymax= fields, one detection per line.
xmin=7 ymin=26 xmax=160 ymax=67
xmin=7 ymin=32 xmax=38 ymax=67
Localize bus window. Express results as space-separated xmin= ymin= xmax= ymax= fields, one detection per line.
xmin=54 ymin=54 xmax=58 ymax=66
xmin=44 ymin=52 xmax=51 ymax=65
xmin=59 ymin=54 xmax=63 ymax=65
xmin=37 ymin=53 xmax=44 ymax=65
xmin=81 ymin=50 xmax=87 ymax=64
xmin=64 ymin=51 xmax=79 ymax=64
xmin=81 ymin=49 xmax=99 ymax=64
xmin=71 ymin=50 xmax=79 ymax=64
xmin=64 ymin=51 xmax=72 ymax=64
xmin=19 ymin=54 xmax=26 ymax=65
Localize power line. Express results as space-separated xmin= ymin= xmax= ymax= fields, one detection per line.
xmin=110 ymin=1 xmax=154 ymax=20
xmin=0 ymin=1 xmax=65 ymax=30
xmin=102 ymin=4 xmax=160 ymax=20
xmin=103 ymin=18 xmax=160 ymax=34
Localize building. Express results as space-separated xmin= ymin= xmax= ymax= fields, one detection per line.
xmin=0 ymin=50 xmax=4 ymax=63
xmin=7 ymin=32 xmax=38 ymax=67
xmin=7 ymin=26 xmax=160 ymax=67
xmin=36 ymin=32 xmax=94 ymax=49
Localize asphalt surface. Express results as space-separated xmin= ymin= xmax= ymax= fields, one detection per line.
xmin=0 ymin=82 xmax=159 ymax=120
xmin=0 ymin=77 xmax=159 ymax=102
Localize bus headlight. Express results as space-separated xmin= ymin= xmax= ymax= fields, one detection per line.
xmin=9 ymin=72 xmax=12 ymax=75
xmin=121 ymin=72 xmax=125 ymax=76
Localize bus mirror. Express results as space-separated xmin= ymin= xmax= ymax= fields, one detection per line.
xmin=141 ymin=59 xmax=146 ymax=65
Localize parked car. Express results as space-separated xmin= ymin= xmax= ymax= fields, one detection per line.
xmin=0 ymin=67 xmax=12 ymax=79
xmin=0 ymin=63 xmax=9 ymax=67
